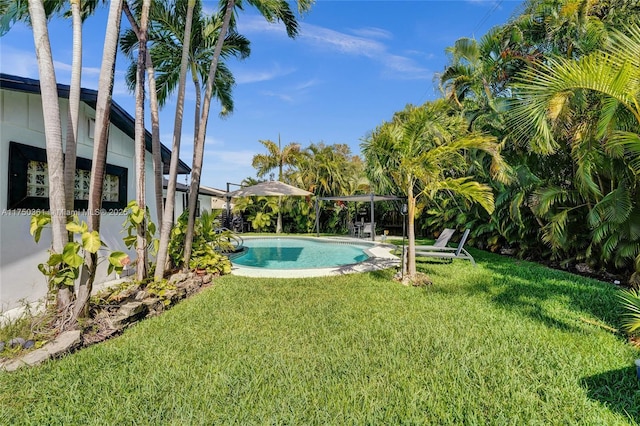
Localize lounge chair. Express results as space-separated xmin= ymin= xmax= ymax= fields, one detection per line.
xmin=419 ymin=228 xmax=456 ymax=249
xmin=407 ymin=229 xmax=476 ymax=266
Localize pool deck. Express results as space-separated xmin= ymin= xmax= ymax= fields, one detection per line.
xmin=230 ymin=236 xmax=400 ymax=278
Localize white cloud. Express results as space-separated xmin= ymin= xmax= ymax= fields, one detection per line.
xmin=259 ymin=90 xmax=294 ymax=103
xmin=234 ymin=64 xmax=296 ymax=84
xmin=349 ymin=27 xmax=393 ymax=40
xmin=237 ymin=14 xmax=430 ymax=80
xmin=0 ymin=48 xmax=39 ymax=78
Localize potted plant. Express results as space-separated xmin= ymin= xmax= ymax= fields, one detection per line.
xmin=189 ymin=257 xmax=210 ymax=276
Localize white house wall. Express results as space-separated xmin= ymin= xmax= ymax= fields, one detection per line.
xmin=0 ymin=88 xmax=160 ymax=313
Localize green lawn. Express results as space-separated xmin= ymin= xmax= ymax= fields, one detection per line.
xmin=1 ymin=249 xmax=639 ymax=424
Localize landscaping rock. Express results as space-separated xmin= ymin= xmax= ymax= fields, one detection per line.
xmin=23 ymin=340 xmax=35 ymax=350
xmin=0 ymin=341 xmax=4 ymax=352
xmin=202 ymin=274 xmax=212 ymax=284
xmin=169 ymin=272 xmax=189 ymax=285
xmin=179 ymin=278 xmax=201 ymax=296
xmin=2 ymin=330 xmax=81 ymax=372
xmin=8 ymin=338 xmax=26 ymax=349
xmin=112 ymin=302 xmax=148 ymax=329
xmin=134 ymin=290 xmax=148 ymax=301
xmin=142 ymin=297 xmax=164 ymax=316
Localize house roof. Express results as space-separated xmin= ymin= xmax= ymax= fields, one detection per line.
xmin=163 ymin=178 xmax=226 ymax=198
xmin=0 ymin=73 xmax=191 ymax=175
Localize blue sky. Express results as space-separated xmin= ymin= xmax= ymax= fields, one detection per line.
xmin=0 ymin=0 xmax=523 ymax=190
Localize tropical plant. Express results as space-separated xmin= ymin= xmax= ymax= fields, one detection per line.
xmin=618 ymin=288 xmax=640 ymax=334
xmin=189 ymin=251 xmax=231 ymax=275
xmin=148 ymin=0 xmax=250 ymax=280
xmin=154 ymin=0 xmax=197 ymax=281
xmin=30 ymin=213 xmax=127 ymax=302
xmin=252 ymin=135 xmax=301 ymax=233
xmin=182 ymin=0 xmax=314 ymax=269
xmin=74 ymin=0 xmax=125 ymax=323
xmin=509 ymin=22 xmax=640 ymax=284
xmin=121 ymin=200 xmax=158 ymax=260
xmin=362 ymin=99 xmax=510 ymax=280
xmin=24 ymin=0 xmax=71 ymax=310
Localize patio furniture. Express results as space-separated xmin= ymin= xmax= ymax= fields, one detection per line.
xmin=407 ymin=229 xmax=476 ymax=265
xmin=361 ymin=222 xmax=375 ymax=239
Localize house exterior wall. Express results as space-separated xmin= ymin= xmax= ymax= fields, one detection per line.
xmin=0 ymin=88 xmax=160 ymax=313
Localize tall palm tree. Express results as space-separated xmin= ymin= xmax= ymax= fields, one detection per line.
xmin=125 ymin=0 xmax=250 ymax=279
xmin=130 ymin=0 xmax=151 ymax=281
xmin=362 ymin=100 xmax=509 ymax=280
xmin=509 ymin=22 xmax=640 ymax=284
xmin=153 ymin=0 xmax=196 ymax=281
xmin=73 ymin=0 xmax=124 ymax=321
xmin=26 ymin=0 xmax=70 ymax=309
xmin=122 ymin=0 xmax=165 ymax=228
xmin=182 ymin=0 xmax=313 ymax=268
xmin=252 ymin=135 xmax=301 ymax=233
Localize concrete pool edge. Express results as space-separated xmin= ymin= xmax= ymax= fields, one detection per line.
xmin=229 ymin=236 xmax=400 ymax=278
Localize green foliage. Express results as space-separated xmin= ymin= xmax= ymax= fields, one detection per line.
xmin=618 ymin=288 xmax=640 ymax=335
xmin=122 ymin=200 xmax=158 ymax=256
xmin=188 ymin=251 xmax=231 ymax=275
xmin=145 ymin=280 xmax=177 ymax=306
xmin=30 ymin=213 xmax=125 ymax=290
xmin=169 ymin=210 xmax=234 ymax=271
xmin=234 ymin=196 xmax=279 ymax=232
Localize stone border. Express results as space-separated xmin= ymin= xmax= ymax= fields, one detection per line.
xmin=1 ymin=272 xmax=216 ymax=372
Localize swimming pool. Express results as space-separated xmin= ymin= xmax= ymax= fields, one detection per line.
xmin=232 ymin=237 xmax=371 ymax=269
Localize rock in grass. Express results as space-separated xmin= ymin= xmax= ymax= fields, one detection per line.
xmin=23 ymin=340 xmax=35 ymax=350
xmin=8 ymin=338 xmax=26 ymax=348
xmin=0 ymin=341 xmax=5 ymax=352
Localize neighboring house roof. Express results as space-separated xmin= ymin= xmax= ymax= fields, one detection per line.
xmin=0 ymin=73 xmax=190 ymax=174
xmin=199 ymin=185 xmax=227 ymax=198
xmin=163 ymin=178 xmax=226 ymax=198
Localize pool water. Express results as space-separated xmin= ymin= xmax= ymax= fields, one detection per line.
xmin=232 ymin=237 xmax=370 ymax=269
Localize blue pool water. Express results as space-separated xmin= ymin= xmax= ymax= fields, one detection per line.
xmin=232 ymin=237 xmax=370 ymax=269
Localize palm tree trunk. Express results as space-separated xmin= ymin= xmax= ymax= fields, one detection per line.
xmin=154 ymin=0 xmax=196 ymax=281
xmin=123 ymin=1 xmax=163 ymax=227
xmin=149 ymin=64 xmax=164 ymax=226
xmin=64 ymin=0 xmax=81 ymax=214
xmin=134 ymin=0 xmax=151 ymax=281
xmin=62 ymin=0 xmax=83 ymax=308
xmin=28 ymin=0 xmax=71 ymax=310
xmin=183 ymin=0 xmax=235 ymax=267
xmin=73 ymin=0 xmax=124 ymax=321
xmin=407 ymin=184 xmax=417 ymax=278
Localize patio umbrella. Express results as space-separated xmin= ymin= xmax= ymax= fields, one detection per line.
xmin=227 ymin=181 xmax=312 ymax=198
xmin=225 ymin=181 xmax=312 ymax=228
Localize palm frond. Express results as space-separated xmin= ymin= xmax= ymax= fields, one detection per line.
xmin=618 ymin=288 xmax=640 ymax=334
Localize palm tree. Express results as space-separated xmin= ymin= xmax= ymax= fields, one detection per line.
xmin=252 ymin=135 xmax=301 ymax=233
xmin=362 ymin=100 xmax=509 ymax=281
xmin=153 ymin=0 xmax=196 ymax=281
xmin=126 ymin=0 xmax=250 ymax=279
xmin=182 ymin=0 xmax=313 ymax=269
xmin=26 ymin=0 xmax=70 ymax=309
xmin=122 ymin=0 xmax=164 ymax=228
xmin=73 ymin=0 xmax=124 ymax=321
xmin=509 ymin=22 xmax=640 ymax=284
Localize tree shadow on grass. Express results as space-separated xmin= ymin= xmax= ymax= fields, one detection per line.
xmin=417 ymin=250 xmax=625 ymax=334
xmin=582 ymin=367 xmax=640 ymax=423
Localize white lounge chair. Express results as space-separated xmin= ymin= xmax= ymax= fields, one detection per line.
xmin=407 ymin=229 xmax=476 ymax=266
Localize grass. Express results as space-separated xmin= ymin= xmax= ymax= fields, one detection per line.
xmin=1 ymin=247 xmax=639 ymax=424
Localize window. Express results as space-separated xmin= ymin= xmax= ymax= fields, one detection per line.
xmin=8 ymin=141 xmax=128 ymax=210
